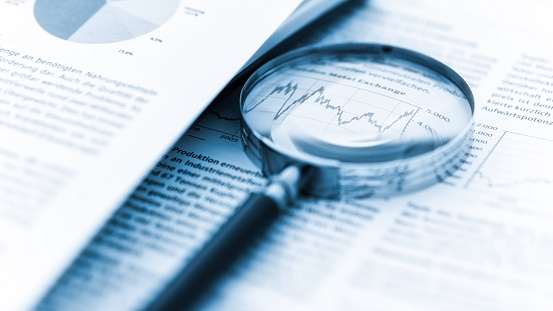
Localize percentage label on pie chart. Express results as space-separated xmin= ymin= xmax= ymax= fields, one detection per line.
xmin=34 ymin=0 xmax=180 ymax=43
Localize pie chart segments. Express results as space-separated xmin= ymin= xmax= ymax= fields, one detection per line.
xmin=34 ymin=0 xmax=180 ymax=44
xmin=109 ymin=0 xmax=178 ymax=25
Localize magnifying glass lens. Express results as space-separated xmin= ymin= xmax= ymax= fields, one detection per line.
xmin=243 ymin=50 xmax=472 ymax=163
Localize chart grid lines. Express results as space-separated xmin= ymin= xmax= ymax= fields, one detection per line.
xmin=465 ymin=131 xmax=553 ymax=191
xmin=464 ymin=130 xmax=506 ymax=188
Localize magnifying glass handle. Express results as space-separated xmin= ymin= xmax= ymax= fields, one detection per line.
xmin=147 ymin=166 xmax=301 ymax=311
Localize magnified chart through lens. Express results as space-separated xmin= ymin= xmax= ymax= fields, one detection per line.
xmin=34 ymin=0 xmax=180 ymax=43
xmin=242 ymin=49 xmax=473 ymax=163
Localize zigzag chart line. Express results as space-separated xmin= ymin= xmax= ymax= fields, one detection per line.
xmin=210 ymin=111 xmax=240 ymax=122
xmin=473 ymin=172 xmax=552 ymax=188
xmin=467 ymin=132 xmax=553 ymax=190
xmin=244 ymin=81 xmax=418 ymax=135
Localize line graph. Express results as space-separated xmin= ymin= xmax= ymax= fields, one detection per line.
xmin=246 ymin=81 xmax=418 ymax=133
xmin=209 ymin=111 xmax=240 ymax=123
xmin=243 ymin=77 xmax=421 ymax=144
xmin=185 ymin=89 xmax=242 ymax=143
xmin=466 ymin=132 xmax=553 ymax=194
xmin=472 ymin=172 xmax=552 ymax=188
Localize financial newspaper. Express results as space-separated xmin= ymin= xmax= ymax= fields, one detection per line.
xmin=32 ymin=0 xmax=553 ymax=310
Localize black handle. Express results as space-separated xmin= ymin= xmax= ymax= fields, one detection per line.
xmin=147 ymin=193 xmax=281 ymax=311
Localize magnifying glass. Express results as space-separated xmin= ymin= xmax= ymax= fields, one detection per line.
xmin=148 ymin=44 xmax=474 ymax=310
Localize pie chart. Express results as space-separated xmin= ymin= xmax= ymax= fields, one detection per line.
xmin=34 ymin=0 xmax=180 ymax=44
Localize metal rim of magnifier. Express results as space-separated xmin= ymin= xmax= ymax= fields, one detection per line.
xmin=240 ymin=43 xmax=475 ymax=199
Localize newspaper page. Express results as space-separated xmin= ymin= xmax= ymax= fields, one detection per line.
xmin=38 ymin=0 xmax=553 ymax=310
